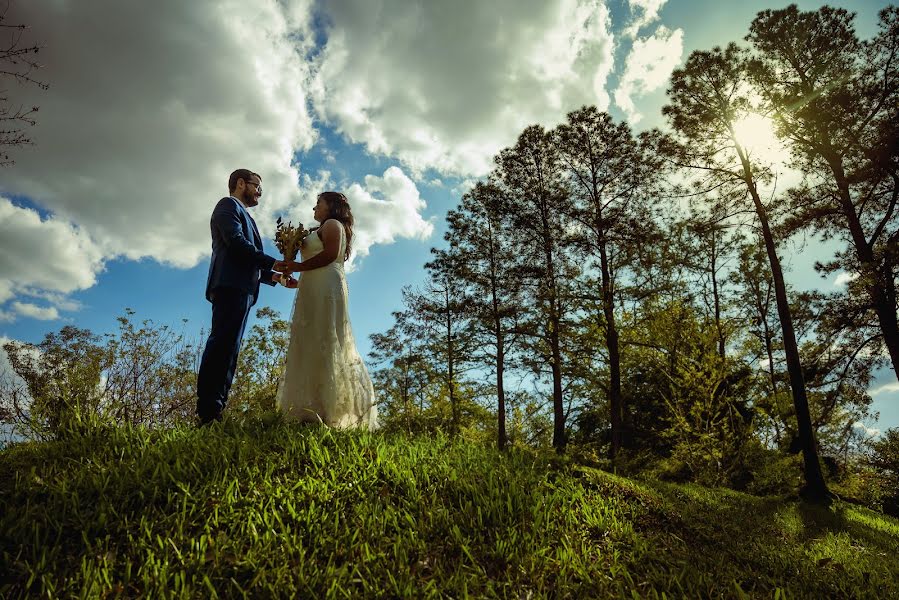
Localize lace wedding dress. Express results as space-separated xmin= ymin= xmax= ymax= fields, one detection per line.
xmin=275 ymin=224 xmax=378 ymax=429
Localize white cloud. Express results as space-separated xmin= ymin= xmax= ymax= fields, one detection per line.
xmin=310 ymin=0 xmax=616 ymax=177
xmin=624 ymin=0 xmax=668 ymax=37
xmin=834 ymin=271 xmax=859 ymax=287
xmin=10 ymin=302 xmax=59 ymax=321
xmin=0 ymin=335 xmax=31 ymax=389
xmin=1 ymin=0 xmax=317 ymax=274
xmin=853 ymin=421 xmax=881 ymax=439
xmin=0 ymin=281 xmax=13 ymax=305
xmin=614 ymin=25 xmax=683 ymax=124
xmin=870 ymin=381 xmax=899 ymax=397
xmin=451 ymin=178 xmax=480 ymax=198
xmin=267 ymin=166 xmax=433 ymax=269
xmin=346 ymin=167 xmax=434 ymax=263
xmin=0 ymin=198 xmax=105 ymax=321
xmin=0 ymin=335 xmax=35 ymax=421
xmin=19 ymin=291 xmax=82 ymax=313
xmin=0 ymin=337 xmax=20 ymax=389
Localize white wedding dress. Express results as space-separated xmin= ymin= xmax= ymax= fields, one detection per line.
xmin=276 ymin=224 xmax=378 ymax=429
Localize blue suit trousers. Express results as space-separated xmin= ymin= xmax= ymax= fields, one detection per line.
xmin=196 ymin=287 xmax=255 ymax=420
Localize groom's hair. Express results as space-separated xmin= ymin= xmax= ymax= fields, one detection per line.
xmin=228 ymin=169 xmax=261 ymax=194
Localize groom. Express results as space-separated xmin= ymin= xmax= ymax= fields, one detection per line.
xmin=196 ymin=168 xmax=293 ymax=425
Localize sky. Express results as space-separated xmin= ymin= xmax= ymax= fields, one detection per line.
xmin=1 ymin=0 xmax=896 ymax=438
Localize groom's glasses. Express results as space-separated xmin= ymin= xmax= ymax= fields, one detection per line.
xmin=244 ymin=180 xmax=263 ymax=194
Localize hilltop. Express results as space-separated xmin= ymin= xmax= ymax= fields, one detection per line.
xmin=1 ymin=418 xmax=897 ymax=598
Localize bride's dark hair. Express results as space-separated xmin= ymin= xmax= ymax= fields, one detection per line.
xmin=317 ymin=191 xmax=354 ymax=261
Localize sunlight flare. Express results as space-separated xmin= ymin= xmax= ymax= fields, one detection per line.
xmin=731 ymin=113 xmax=788 ymax=164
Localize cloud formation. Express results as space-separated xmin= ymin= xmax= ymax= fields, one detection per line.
xmin=834 ymin=272 xmax=859 ymax=287
xmin=0 ymin=0 xmax=653 ymax=314
xmin=263 ymin=165 xmax=433 ymax=270
xmin=614 ymin=25 xmax=683 ymax=123
xmin=870 ymin=381 xmax=899 ymax=397
xmin=1 ymin=0 xmax=317 ymax=272
xmin=0 ymin=198 xmax=105 ymax=321
xmin=310 ymin=0 xmax=616 ymax=177
xmin=853 ymin=421 xmax=881 ymax=439
xmin=10 ymin=303 xmax=60 ymax=321
xmin=347 ymin=167 xmax=435 ymax=262
xmin=624 ymin=0 xmax=668 ymax=37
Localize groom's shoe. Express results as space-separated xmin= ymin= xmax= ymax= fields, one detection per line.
xmin=197 ymin=413 xmax=223 ymax=428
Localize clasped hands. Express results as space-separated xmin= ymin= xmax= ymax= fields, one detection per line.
xmin=272 ymin=261 xmax=301 ymax=289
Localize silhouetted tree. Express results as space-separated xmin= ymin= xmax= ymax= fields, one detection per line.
xmin=747 ymin=5 xmax=899 ymax=379
xmin=495 ymin=125 xmax=577 ymax=450
xmin=445 ymin=181 xmax=525 ymax=449
xmin=554 ymin=106 xmax=668 ymax=461
xmin=664 ymin=43 xmax=830 ymax=501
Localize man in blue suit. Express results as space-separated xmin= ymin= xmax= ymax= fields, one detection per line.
xmin=196 ymin=168 xmax=294 ymax=425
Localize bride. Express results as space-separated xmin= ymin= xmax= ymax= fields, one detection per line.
xmin=275 ymin=191 xmax=378 ymax=429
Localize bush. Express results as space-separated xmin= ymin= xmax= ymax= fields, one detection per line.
xmin=865 ymin=428 xmax=899 ymax=516
xmin=742 ymin=445 xmax=802 ymax=496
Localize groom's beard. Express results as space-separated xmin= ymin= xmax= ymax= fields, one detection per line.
xmin=242 ymin=191 xmax=259 ymax=207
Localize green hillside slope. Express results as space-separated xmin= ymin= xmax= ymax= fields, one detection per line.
xmin=1 ymin=419 xmax=897 ymax=598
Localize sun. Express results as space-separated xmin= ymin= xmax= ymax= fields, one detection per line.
xmin=731 ymin=113 xmax=789 ymax=165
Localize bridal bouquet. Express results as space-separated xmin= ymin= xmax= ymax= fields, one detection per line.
xmin=274 ymin=217 xmax=309 ymax=287
xmin=274 ymin=217 xmax=309 ymax=262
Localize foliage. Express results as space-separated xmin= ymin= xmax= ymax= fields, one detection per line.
xmin=229 ymin=306 xmax=291 ymax=416
xmin=866 ymin=428 xmax=899 ymax=516
xmin=1 ymin=310 xmax=203 ymax=438
xmin=1 ymin=422 xmax=897 ymax=598
xmin=746 ymin=5 xmax=899 ymax=376
xmin=2 ymin=326 xmax=111 ymax=439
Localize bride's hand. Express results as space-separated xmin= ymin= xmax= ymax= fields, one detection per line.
xmin=274 ymin=260 xmax=300 ymax=274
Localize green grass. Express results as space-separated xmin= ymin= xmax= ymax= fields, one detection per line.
xmin=1 ymin=417 xmax=897 ymax=599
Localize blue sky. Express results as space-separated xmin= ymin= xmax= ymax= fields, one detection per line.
xmin=1 ymin=0 xmax=895 ymax=435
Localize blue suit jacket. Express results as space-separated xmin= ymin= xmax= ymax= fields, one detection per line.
xmin=205 ymin=196 xmax=277 ymax=304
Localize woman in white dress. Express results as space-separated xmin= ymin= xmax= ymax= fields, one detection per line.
xmin=275 ymin=192 xmax=378 ymax=429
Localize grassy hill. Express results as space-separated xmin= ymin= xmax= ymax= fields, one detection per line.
xmin=1 ymin=417 xmax=897 ymax=598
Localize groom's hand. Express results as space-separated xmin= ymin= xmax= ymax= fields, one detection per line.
xmin=283 ymin=275 xmax=299 ymax=289
xmin=273 ymin=260 xmax=293 ymax=273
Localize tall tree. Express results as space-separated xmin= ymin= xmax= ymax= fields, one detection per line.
xmin=747 ymin=5 xmax=899 ymax=379
xmin=681 ymin=201 xmax=745 ymax=361
xmin=664 ymin=43 xmax=830 ymax=500
xmin=445 ymin=181 xmax=524 ymax=449
xmin=420 ymin=244 xmax=476 ymax=435
xmin=554 ymin=106 xmax=666 ymax=461
xmin=730 ymin=239 xmax=788 ymax=447
xmin=369 ymin=319 xmax=436 ymax=432
xmin=495 ymin=125 xmax=575 ymax=450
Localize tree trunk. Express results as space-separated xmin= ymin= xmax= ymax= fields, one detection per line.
xmin=711 ymin=237 xmax=726 ymax=359
xmin=826 ymin=152 xmax=899 ymax=379
xmin=444 ymin=286 xmax=458 ymax=436
xmin=598 ymin=240 xmax=623 ymax=461
xmin=741 ymin=157 xmax=830 ymax=501
xmin=488 ymin=217 xmax=508 ymax=451
xmin=550 ymin=319 xmax=566 ymax=450
xmin=545 ymin=244 xmax=566 ymax=451
xmin=497 ymin=340 xmax=507 ymax=451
